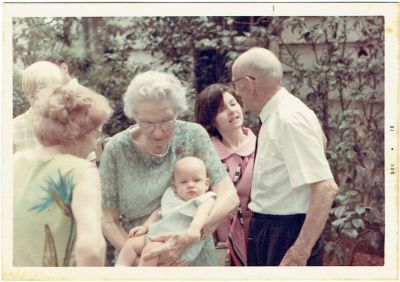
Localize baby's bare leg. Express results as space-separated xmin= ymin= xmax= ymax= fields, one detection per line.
xmin=138 ymin=242 xmax=164 ymax=266
xmin=115 ymin=236 xmax=146 ymax=266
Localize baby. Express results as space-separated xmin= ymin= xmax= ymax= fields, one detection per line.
xmin=116 ymin=156 xmax=216 ymax=266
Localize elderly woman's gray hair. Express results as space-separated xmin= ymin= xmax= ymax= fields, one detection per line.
xmin=123 ymin=71 xmax=188 ymax=120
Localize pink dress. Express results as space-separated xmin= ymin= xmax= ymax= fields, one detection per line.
xmin=212 ymin=128 xmax=256 ymax=265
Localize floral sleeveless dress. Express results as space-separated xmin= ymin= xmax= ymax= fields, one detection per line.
xmin=13 ymin=153 xmax=94 ymax=266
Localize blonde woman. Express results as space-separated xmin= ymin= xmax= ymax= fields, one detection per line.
xmin=13 ymin=84 xmax=113 ymax=266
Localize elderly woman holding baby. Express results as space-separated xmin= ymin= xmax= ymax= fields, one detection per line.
xmin=100 ymin=71 xmax=239 ymax=266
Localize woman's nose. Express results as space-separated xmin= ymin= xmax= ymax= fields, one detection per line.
xmin=151 ymin=125 xmax=164 ymax=137
xmin=228 ymin=107 xmax=235 ymax=114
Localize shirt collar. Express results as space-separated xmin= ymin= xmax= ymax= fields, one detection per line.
xmin=212 ymin=127 xmax=257 ymax=159
xmin=259 ymin=87 xmax=287 ymax=124
xmin=25 ymin=107 xmax=34 ymax=121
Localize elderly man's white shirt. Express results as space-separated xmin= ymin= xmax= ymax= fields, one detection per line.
xmin=249 ymin=87 xmax=333 ymax=215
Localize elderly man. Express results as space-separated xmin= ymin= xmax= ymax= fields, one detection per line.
xmin=231 ymin=47 xmax=338 ymax=266
xmin=13 ymin=61 xmax=64 ymax=153
xmin=35 ymin=53 xmax=97 ymax=163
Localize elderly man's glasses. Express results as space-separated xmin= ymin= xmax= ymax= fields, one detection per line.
xmin=138 ymin=119 xmax=176 ymax=132
xmin=226 ymin=75 xmax=255 ymax=89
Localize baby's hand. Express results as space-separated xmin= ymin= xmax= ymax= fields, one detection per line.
xmin=128 ymin=225 xmax=148 ymax=237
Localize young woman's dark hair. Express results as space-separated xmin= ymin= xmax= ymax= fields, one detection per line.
xmin=194 ymin=83 xmax=241 ymax=141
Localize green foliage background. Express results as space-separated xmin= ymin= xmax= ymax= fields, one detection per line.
xmin=12 ymin=16 xmax=384 ymax=265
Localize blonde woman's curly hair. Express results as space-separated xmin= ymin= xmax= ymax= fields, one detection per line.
xmin=34 ymin=84 xmax=113 ymax=146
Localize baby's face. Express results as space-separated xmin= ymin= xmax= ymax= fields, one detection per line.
xmin=173 ymin=163 xmax=210 ymax=201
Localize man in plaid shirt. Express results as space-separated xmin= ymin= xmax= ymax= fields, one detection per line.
xmin=13 ymin=61 xmax=63 ymax=153
xmin=13 ymin=55 xmax=97 ymax=162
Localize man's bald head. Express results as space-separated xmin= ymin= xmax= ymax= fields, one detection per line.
xmin=231 ymin=47 xmax=284 ymax=112
xmin=22 ymin=61 xmax=63 ymax=105
xmin=232 ymin=47 xmax=283 ymax=86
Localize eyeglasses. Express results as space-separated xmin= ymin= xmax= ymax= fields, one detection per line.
xmin=226 ymin=75 xmax=255 ymax=89
xmin=138 ymin=119 xmax=176 ymax=132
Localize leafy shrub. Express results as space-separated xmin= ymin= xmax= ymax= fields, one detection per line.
xmin=269 ymin=16 xmax=384 ymax=264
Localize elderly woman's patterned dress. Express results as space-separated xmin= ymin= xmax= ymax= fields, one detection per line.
xmin=100 ymin=120 xmax=228 ymax=266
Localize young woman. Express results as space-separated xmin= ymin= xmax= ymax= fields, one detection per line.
xmin=195 ymin=83 xmax=256 ymax=266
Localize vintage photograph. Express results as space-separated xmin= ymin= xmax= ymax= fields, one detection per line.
xmin=2 ymin=2 xmax=398 ymax=281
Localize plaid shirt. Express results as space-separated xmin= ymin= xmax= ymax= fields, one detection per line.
xmin=13 ymin=108 xmax=41 ymax=153
xmin=13 ymin=107 xmax=97 ymax=161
